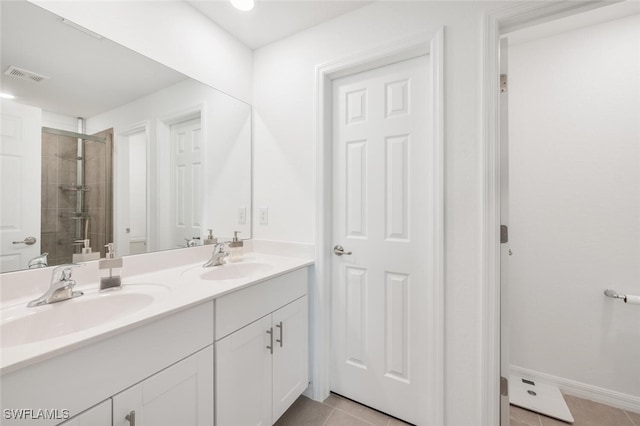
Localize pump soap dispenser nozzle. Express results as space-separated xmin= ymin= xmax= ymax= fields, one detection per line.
xmin=72 ymin=239 xmax=100 ymax=262
xmin=99 ymin=243 xmax=122 ymax=291
xmin=204 ymin=229 xmax=217 ymax=245
xmin=228 ymin=231 xmax=243 ymax=262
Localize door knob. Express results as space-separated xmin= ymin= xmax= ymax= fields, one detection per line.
xmin=12 ymin=236 xmax=37 ymax=245
xmin=333 ymin=245 xmax=352 ymax=256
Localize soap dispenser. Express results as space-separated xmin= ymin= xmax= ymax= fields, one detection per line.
xmin=72 ymin=239 xmax=100 ymax=262
xmin=228 ymin=231 xmax=243 ymax=262
xmin=204 ymin=229 xmax=218 ymax=245
xmin=99 ymin=243 xmax=122 ymax=291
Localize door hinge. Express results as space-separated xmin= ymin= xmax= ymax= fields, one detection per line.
xmin=500 ymin=225 xmax=508 ymax=244
xmin=500 ymin=376 xmax=509 ymax=396
xmin=500 ymin=74 xmax=507 ymax=93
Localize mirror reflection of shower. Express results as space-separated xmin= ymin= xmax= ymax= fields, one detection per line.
xmin=41 ymin=119 xmax=113 ymax=266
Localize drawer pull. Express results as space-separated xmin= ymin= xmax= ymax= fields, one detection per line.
xmin=125 ymin=410 xmax=136 ymax=425
xmin=266 ymin=327 xmax=273 ymax=354
xmin=276 ymin=321 xmax=283 ymax=347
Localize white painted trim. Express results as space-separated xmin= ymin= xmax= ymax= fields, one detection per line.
xmin=480 ymin=10 xmax=502 ymax=426
xmin=313 ymin=29 xmax=444 ymax=425
xmin=494 ymin=0 xmax=623 ymax=34
xmin=115 ymin=121 xmax=151 ymax=257
xmin=510 ymin=366 xmax=640 ymax=413
xmin=480 ymin=3 xmax=627 ymax=426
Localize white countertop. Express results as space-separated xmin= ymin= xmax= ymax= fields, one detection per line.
xmin=0 ymin=252 xmax=313 ymax=375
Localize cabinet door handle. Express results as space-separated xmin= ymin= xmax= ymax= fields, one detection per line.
xmin=266 ymin=327 xmax=273 ymax=354
xmin=276 ymin=321 xmax=283 ymax=347
xmin=125 ymin=410 xmax=136 ymax=425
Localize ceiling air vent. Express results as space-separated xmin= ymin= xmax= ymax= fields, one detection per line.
xmin=4 ymin=66 xmax=50 ymax=84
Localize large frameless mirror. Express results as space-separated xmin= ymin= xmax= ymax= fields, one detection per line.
xmin=0 ymin=0 xmax=252 ymax=272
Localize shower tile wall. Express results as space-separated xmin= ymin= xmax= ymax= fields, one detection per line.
xmin=41 ymin=131 xmax=80 ymax=266
xmin=40 ymin=129 xmax=113 ymax=266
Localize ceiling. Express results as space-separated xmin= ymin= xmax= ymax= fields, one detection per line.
xmin=0 ymin=0 xmax=187 ymax=118
xmin=187 ymin=0 xmax=372 ymax=50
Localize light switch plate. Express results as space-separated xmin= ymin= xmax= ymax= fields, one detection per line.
xmin=259 ymin=207 xmax=268 ymax=225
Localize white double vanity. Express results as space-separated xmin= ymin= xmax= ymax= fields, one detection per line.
xmin=0 ymin=245 xmax=312 ymax=426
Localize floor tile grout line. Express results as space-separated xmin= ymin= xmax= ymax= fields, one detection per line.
xmin=330 ymin=405 xmax=379 ymax=426
xmin=623 ymin=410 xmax=637 ymax=426
xmin=320 ymin=407 xmax=335 ymax=426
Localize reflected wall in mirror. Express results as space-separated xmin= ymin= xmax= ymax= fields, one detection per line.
xmin=0 ymin=0 xmax=252 ymax=273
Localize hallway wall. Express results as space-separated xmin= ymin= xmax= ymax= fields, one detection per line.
xmin=508 ymin=13 xmax=640 ymax=407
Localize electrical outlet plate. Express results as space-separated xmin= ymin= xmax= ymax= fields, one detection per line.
xmin=259 ymin=207 xmax=268 ymax=225
xmin=238 ymin=207 xmax=246 ymax=225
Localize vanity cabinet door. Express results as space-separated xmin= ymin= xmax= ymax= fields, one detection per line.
xmin=215 ymin=296 xmax=309 ymax=426
xmin=112 ymin=345 xmax=214 ymax=426
xmin=216 ymin=315 xmax=273 ymax=426
xmin=57 ymin=399 xmax=111 ymax=426
xmin=272 ymin=296 xmax=309 ymax=423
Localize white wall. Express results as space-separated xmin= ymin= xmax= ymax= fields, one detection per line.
xmin=42 ymin=111 xmax=76 ymax=132
xmin=508 ymin=14 xmax=640 ymax=401
xmin=87 ymin=79 xmax=251 ymax=254
xmin=29 ymin=0 xmax=253 ymax=104
xmin=253 ymin=2 xmax=500 ymax=423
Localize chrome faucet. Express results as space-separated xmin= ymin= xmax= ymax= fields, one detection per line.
xmin=27 ymin=263 xmax=85 ymax=307
xmin=203 ymin=242 xmax=229 ymax=268
xmin=185 ymin=237 xmax=201 ymax=248
xmin=28 ymin=252 xmax=49 ymax=269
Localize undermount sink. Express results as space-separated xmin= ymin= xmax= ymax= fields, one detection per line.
xmin=183 ymin=261 xmax=274 ymax=282
xmin=1 ymin=283 xmax=169 ymax=347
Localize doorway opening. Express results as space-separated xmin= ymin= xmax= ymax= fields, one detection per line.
xmin=497 ymin=3 xmax=640 ymax=425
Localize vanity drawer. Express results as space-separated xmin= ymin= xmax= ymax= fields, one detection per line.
xmin=214 ymin=267 xmax=308 ymax=340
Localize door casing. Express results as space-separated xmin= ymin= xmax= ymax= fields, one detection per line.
xmin=480 ymin=2 xmax=618 ymax=425
xmin=313 ymin=30 xmax=444 ymax=425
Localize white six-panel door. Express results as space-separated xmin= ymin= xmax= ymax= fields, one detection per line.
xmin=0 ymin=100 xmax=41 ymax=272
xmin=170 ymin=118 xmax=202 ymax=247
xmin=331 ymin=55 xmax=431 ymax=425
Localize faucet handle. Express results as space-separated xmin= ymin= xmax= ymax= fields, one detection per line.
xmin=28 ymin=252 xmax=49 ymax=269
xmin=52 ymin=263 xmax=85 ymax=283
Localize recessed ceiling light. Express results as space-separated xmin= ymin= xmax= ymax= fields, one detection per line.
xmin=0 ymin=93 xmax=16 ymax=100
xmin=230 ymin=0 xmax=254 ymax=12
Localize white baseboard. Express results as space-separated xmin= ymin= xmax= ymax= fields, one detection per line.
xmin=510 ymin=366 xmax=640 ymax=413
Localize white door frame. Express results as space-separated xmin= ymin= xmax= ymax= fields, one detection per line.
xmin=479 ymin=2 xmax=618 ymax=425
xmin=313 ymin=29 xmax=444 ymax=425
xmin=115 ymin=121 xmax=150 ymax=257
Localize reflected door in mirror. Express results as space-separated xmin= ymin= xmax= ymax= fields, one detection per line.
xmin=0 ymin=101 xmax=41 ymax=272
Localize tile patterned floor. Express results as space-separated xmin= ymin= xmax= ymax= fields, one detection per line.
xmin=510 ymin=394 xmax=640 ymax=426
xmin=275 ymin=393 xmax=411 ymax=426
xmin=276 ymin=392 xmax=640 ymax=426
